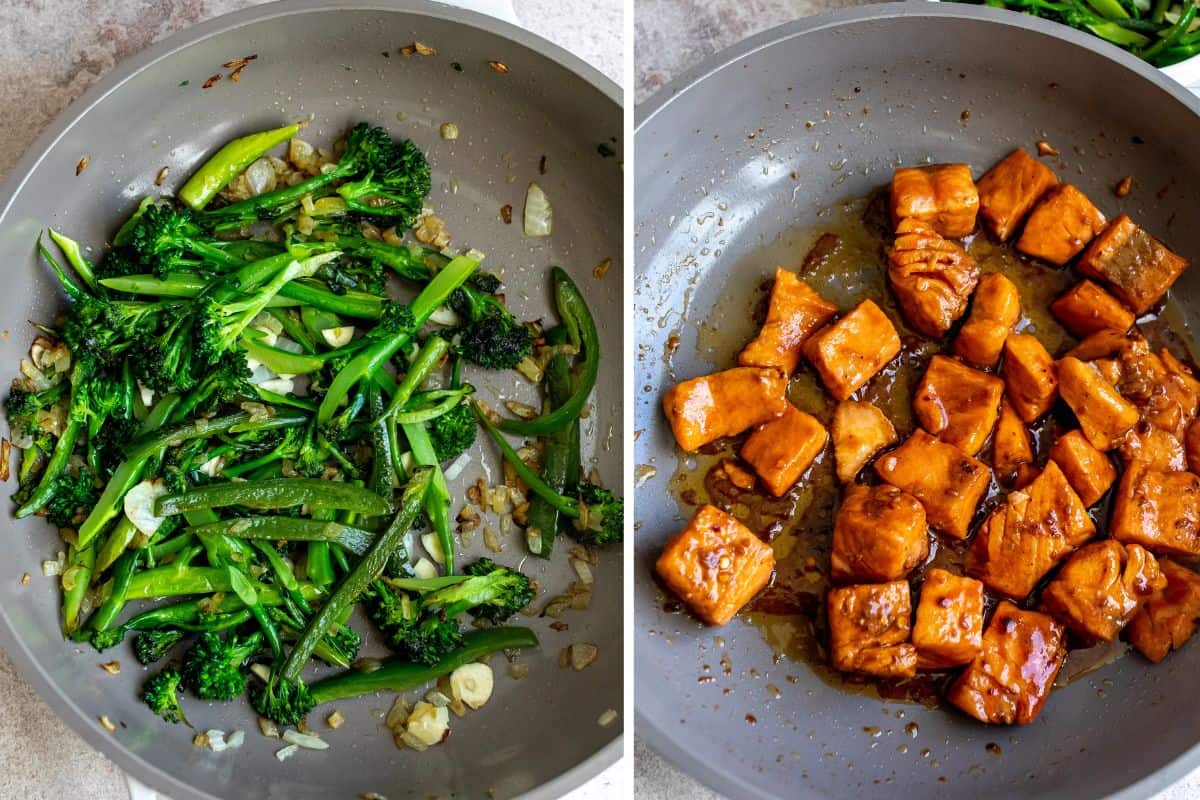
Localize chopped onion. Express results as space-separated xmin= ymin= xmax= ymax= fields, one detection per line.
xmin=282 ymin=729 xmax=329 ymax=750
xmin=138 ymin=382 xmax=156 ymax=408
xmin=123 ymin=479 xmax=168 ymax=537
xmin=443 ymin=452 xmax=472 ymax=482
xmin=258 ymin=377 xmax=295 ymax=396
xmin=275 ymin=743 xmax=300 ymax=762
xmin=523 ymin=182 xmax=552 ymax=237
xmin=273 ymin=336 xmax=304 ymax=354
xmin=198 ymin=455 xmax=225 ymax=478
xmin=226 ymin=730 xmax=245 ymax=749
xmin=205 ymin=729 xmax=229 ymax=752
xmin=405 ymin=702 xmax=448 ymax=747
xmin=245 ymin=158 xmax=278 ymax=196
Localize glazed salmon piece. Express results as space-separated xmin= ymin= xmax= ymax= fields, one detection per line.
xmin=946 ymin=602 xmax=1066 ymax=725
xmin=1187 ymin=419 xmax=1200 ymax=475
xmin=827 ymin=581 xmax=918 ymax=679
xmin=1127 ymin=558 xmax=1200 ymax=663
xmin=887 ymin=218 xmax=980 ymax=338
xmin=1057 ymin=356 xmax=1139 ymax=451
xmin=1002 ymin=333 xmax=1059 ymax=422
xmin=1066 ymin=328 xmax=1132 ymax=362
xmin=975 ymin=148 xmax=1059 ymax=241
xmin=1047 ymin=429 xmax=1117 ymax=507
xmin=913 ymin=355 xmax=1004 ymax=457
xmin=1076 ymin=215 xmax=1190 ymax=314
xmin=1040 ymin=540 xmax=1165 ymax=643
xmin=992 ymin=398 xmax=1038 ymax=489
xmin=830 ymin=400 xmax=898 ymax=483
xmin=738 ymin=268 xmax=838 ymax=375
xmin=966 ymin=461 xmax=1095 ymax=599
xmin=1119 ymin=423 xmax=1186 ymax=472
xmin=655 ymin=504 xmax=776 ymax=627
xmin=875 ymin=429 xmax=991 ymax=540
xmin=830 ymin=483 xmax=929 ymax=583
xmin=1110 ymin=460 xmax=1200 ymax=559
xmin=1115 ymin=341 xmax=1200 ymax=439
xmin=1016 ymin=184 xmax=1107 ymax=265
xmin=740 ymin=404 xmax=828 ymax=497
xmin=661 ymin=367 xmax=788 ymax=452
xmin=1050 ymin=280 xmax=1135 ymax=339
xmin=954 ymin=273 xmax=1021 ymax=369
xmin=802 ymin=299 xmax=901 ymax=401
xmin=912 ymin=569 xmax=985 ymax=669
xmin=890 ymin=163 xmax=980 ymax=239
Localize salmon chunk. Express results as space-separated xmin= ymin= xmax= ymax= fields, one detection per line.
xmin=1119 ymin=423 xmax=1186 ymax=472
xmin=802 ymin=300 xmax=901 ymax=401
xmin=992 ymin=398 xmax=1038 ymax=489
xmin=946 ymin=602 xmax=1066 ymax=725
xmin=1127 ymin=558 xmax=1200 ymax=663
xmin=1057 ymin=356 xmax=1139 ymax=451
xmin=1016 ymin=184 xmax=1107 ymax=265
xmin=1186 ymin=419 xmax=1200 ymax=475
xmin=831 ymin=483 xmax=929 ymax=582
xmin=954 ymin=273 xmax=1021 ymax=369
xmin=875 ymin=429 xmax=991 ymax=540
xmin=831 ymin=400 xmax=898 ymax=483
xmin=740 ymin=404 xmax=828 ymax=497
xmin=1114 ymin=341 xmax=1200 ymax=440
xmin=1077 ymin=215 xmax=1190 ymax=314
xmin=913 ymin=355 xmax=1004 ymax=456
xmin=887 ymin=218 xmax=980 ymax=338
xmin=655 ymin=504 xmax=776 ymax=626
xmin=827 ymin=581 xmax=917 ymax=679
xmin=662 ymin=367 xmax=788 ymax=452
xmin=1048 ymin=430 xmax=1117 ymax=507
xmin=738 ymin=268 xmax=838 ymax=375
xmin=913 ymin=569 xmax=985 ymax=669
xmin=966 ymin=461 xmax=1095 ymax=599
xmin=976 ymin=149 xmax=1059 ymax=241
xmin=1002 ymin=334 xmax=1059 ymax=422
xmin=1110 ymin=460 xmax=1200 ymax=559
xmin=1050 ymin=280 xmax=1135 ymax=338
xmin=1041 ymin=540 xmax=1165 ymax=643
xmin=890 ymin=163 xmax=980 ymax=239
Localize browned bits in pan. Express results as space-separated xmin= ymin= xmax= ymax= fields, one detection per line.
xmin=801 ymin=233 xmax=841 ymax=273
xmin=0 ymin=438 xmax=10 ymax=481
xmin=229 ymin=65 xmax=247 ymax=82
xmin=222 ymin=54 xmax=257 ymax=69
xmin=74 ymin=156 xmax=89 ymax=176
xmin=202 ymin=74 xmax=221 ymax=89
xmin=1035 ymin=139 xmax=1058 ymax=157
xmin=593 ymin=258 xmax=612 ymax=279
xmin=154 ymin=166 xmax=170 ymax=186
xmin=539 ymin=155 xmax=548 ymax=174
xmin=1115 ymin=175 xmax=1133 ymax=198
xmin=488 ymin=60 xmax=510 ymax=74
xmin=500 ymin=204 xmax=513 ymax=224
xmin=400 ymin=42 xmax=437 ymax=57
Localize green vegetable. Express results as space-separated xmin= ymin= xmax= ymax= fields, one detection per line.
xmin=141 ymin=667 xmax=190 ymax=725
xmin=181 ymin=630 xmax=264 ymax=701
xmin=157 ymin=477 xmax=392 ymax=516
xmin=178 ymin=123 xmax=300 ymax=211
xmin=184 ymin=516 xmax=375 ymax=555
xmin=525 ymin=326 xmax=579 ymax=558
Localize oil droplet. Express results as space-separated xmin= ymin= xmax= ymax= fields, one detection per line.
xmin=862 ymin=726 xmax=882 ymax=738
xmin=905 ymin=722 xmax=920 ymax=738
xmin=766 ymin=683 xmax=782 ymax=699
xmin=745 ymin=714 xmax=757 ymax=725
xmin=897 ymin=744 xmax=909 ymax=754
xmin=920 ymin=748 xmax=932 ymax=759
xmin=986 ymin=742 xmax=1003 ymax=757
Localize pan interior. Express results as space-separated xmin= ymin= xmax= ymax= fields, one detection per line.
xmin=0 ymin=6 xmax=622 ymax=800
xmin=635 ymin=8 xmax=1200 ymax=800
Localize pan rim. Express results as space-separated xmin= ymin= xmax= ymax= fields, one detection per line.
xmin=0 ymin=2 xmax=621 ymax=799
xmin=633 ymin=4 xmax=1200 ymax=799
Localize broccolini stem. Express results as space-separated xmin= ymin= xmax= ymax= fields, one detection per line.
xmin=402 ymin=422 xmax=455 ymax=574
xmin=178 ymin=123 xmax=301 ymax=211
xmin=475 ymin=403 xmax=580 ymax=518
xmin=277 ymin=467 xmax=432 ymax=684
xmin=90 ymin=549 xmax=143 ymax=631
xmin=61 ymin=543 xmax=96 ymax=636
xmin=95 ymin=517 xmax=138 ymax=573
xmin=14 ymin=417 xmax=82 ymax=518
xmin=156 ymin=478 xmax=392 ymax=517
xmin=525 ymin=326 xmax=576 ymax=558
xmin=380 ymin=336 xmax=450 ymax=420
xmin=309 ymin=627 xmax=538 ymax=704
xmin=182 ymin=517 xmax=375 ymax=555
xmin=47 ymin=229 xmax=100 ymax=293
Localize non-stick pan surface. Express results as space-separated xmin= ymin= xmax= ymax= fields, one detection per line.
xmin=635 ymin=4 xmax=1200 ymax=798
xmin=0 ymin=2 xmax=622 ymax=798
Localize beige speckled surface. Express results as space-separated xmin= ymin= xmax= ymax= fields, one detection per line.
xmin=0 ymin=1 xmax=620 ymax=798
xmin=632 ymin=1 xmax=1200 ymax=798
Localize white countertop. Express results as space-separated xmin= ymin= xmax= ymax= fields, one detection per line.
xmin=0 ymin=1 xmax=622 ymax=798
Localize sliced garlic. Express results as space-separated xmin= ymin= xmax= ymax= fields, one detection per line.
xmin=449 ymin=663 xmax=494 ymax=710
xmin=258 ymin=377 xmax=296 ymax=396
xmin=413 ymin=557 xmax=438 ymax=580
xmin=198 ymin=455 xmax=225 ymax=478
xmin=405 ymin=702 xmax=448 ymax=747
xmin=123 ymin=479 xmax=168 ymax=537
xmin=420 ymin=533 xmax=445 ymax=565
xmin=321 ymin=326 xmax=355 ymax=348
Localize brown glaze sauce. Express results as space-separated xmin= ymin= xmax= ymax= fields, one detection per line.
xmin=669 ymin=190 xmax=1197 ymax=710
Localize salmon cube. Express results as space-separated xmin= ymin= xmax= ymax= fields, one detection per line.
xmin=802 ymin=300 xmax=901 ymax=401
xmin=966 ymin=461 xmax=1096 ymax=599
xmin=1110 ymin=461 xmax=1200 ymax=559
xmin=830 ymin=400 xmax=897 ymax=483
xmin=946 ymin=602 xmax=1066 ymax=725
xmin=875 ymin=429 xmax=991 ymax=540
xmin=890 ymin=163 xmax=980 ymax=239
xmin=976 ymin=149 xmax=1059 ymax=241
xmin=1016 ymin=184 xmax=1107 ymax=265
xmin=954 ymin=273 xmax=1021 ymax=369
xmin=1066 ymin=328 xmax=1132 ymax=362
xmin=1047 ymin=430 xmax=1117 ymax=507
xmin=830 ymin=483 xmax=929 ymax=582
xmin=661 ymin=367 xmax=788 ymax=452
xmin=1041 ymin=540 xmax=1165 ymax=643
xmin=740 ymin=404 xmax=828 ymax=496
xmin=1187 ymin=419 xmax=1200 ymax=475
xmin=1050 ymin=280 xmax=1135 ymax=338
xmin=1002 ymin=333 xmax=1059 ymax=422
xmin=1077 ymin=215 xmax=1190 ymax=314
xmin=1119 ymin=423 xmax=1186 ymax=472
xmin=738 ymin=268 xmax=838 ymax=375
xmin=913 ymin=355 xmax=1004 ymax=456
xmin=1127 ymin=558 xmax=1200 ymax=663
xmin=1114 ymin=342 xmax=1200 ymax=440
xmin=1056 ymin=356 xmax=1139 ymax=451
xmin=827 ymin=581 xmax=917 ymax=679
xmin=992 ymin=398 xmax=1037 ymax=489
xmin=887 ymin=218 xmax=980 ymax=338
xmin=913 ymin=569 xmax=985 ymax=669
xmin=655 ymin=504 xmax=776 ymax=626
